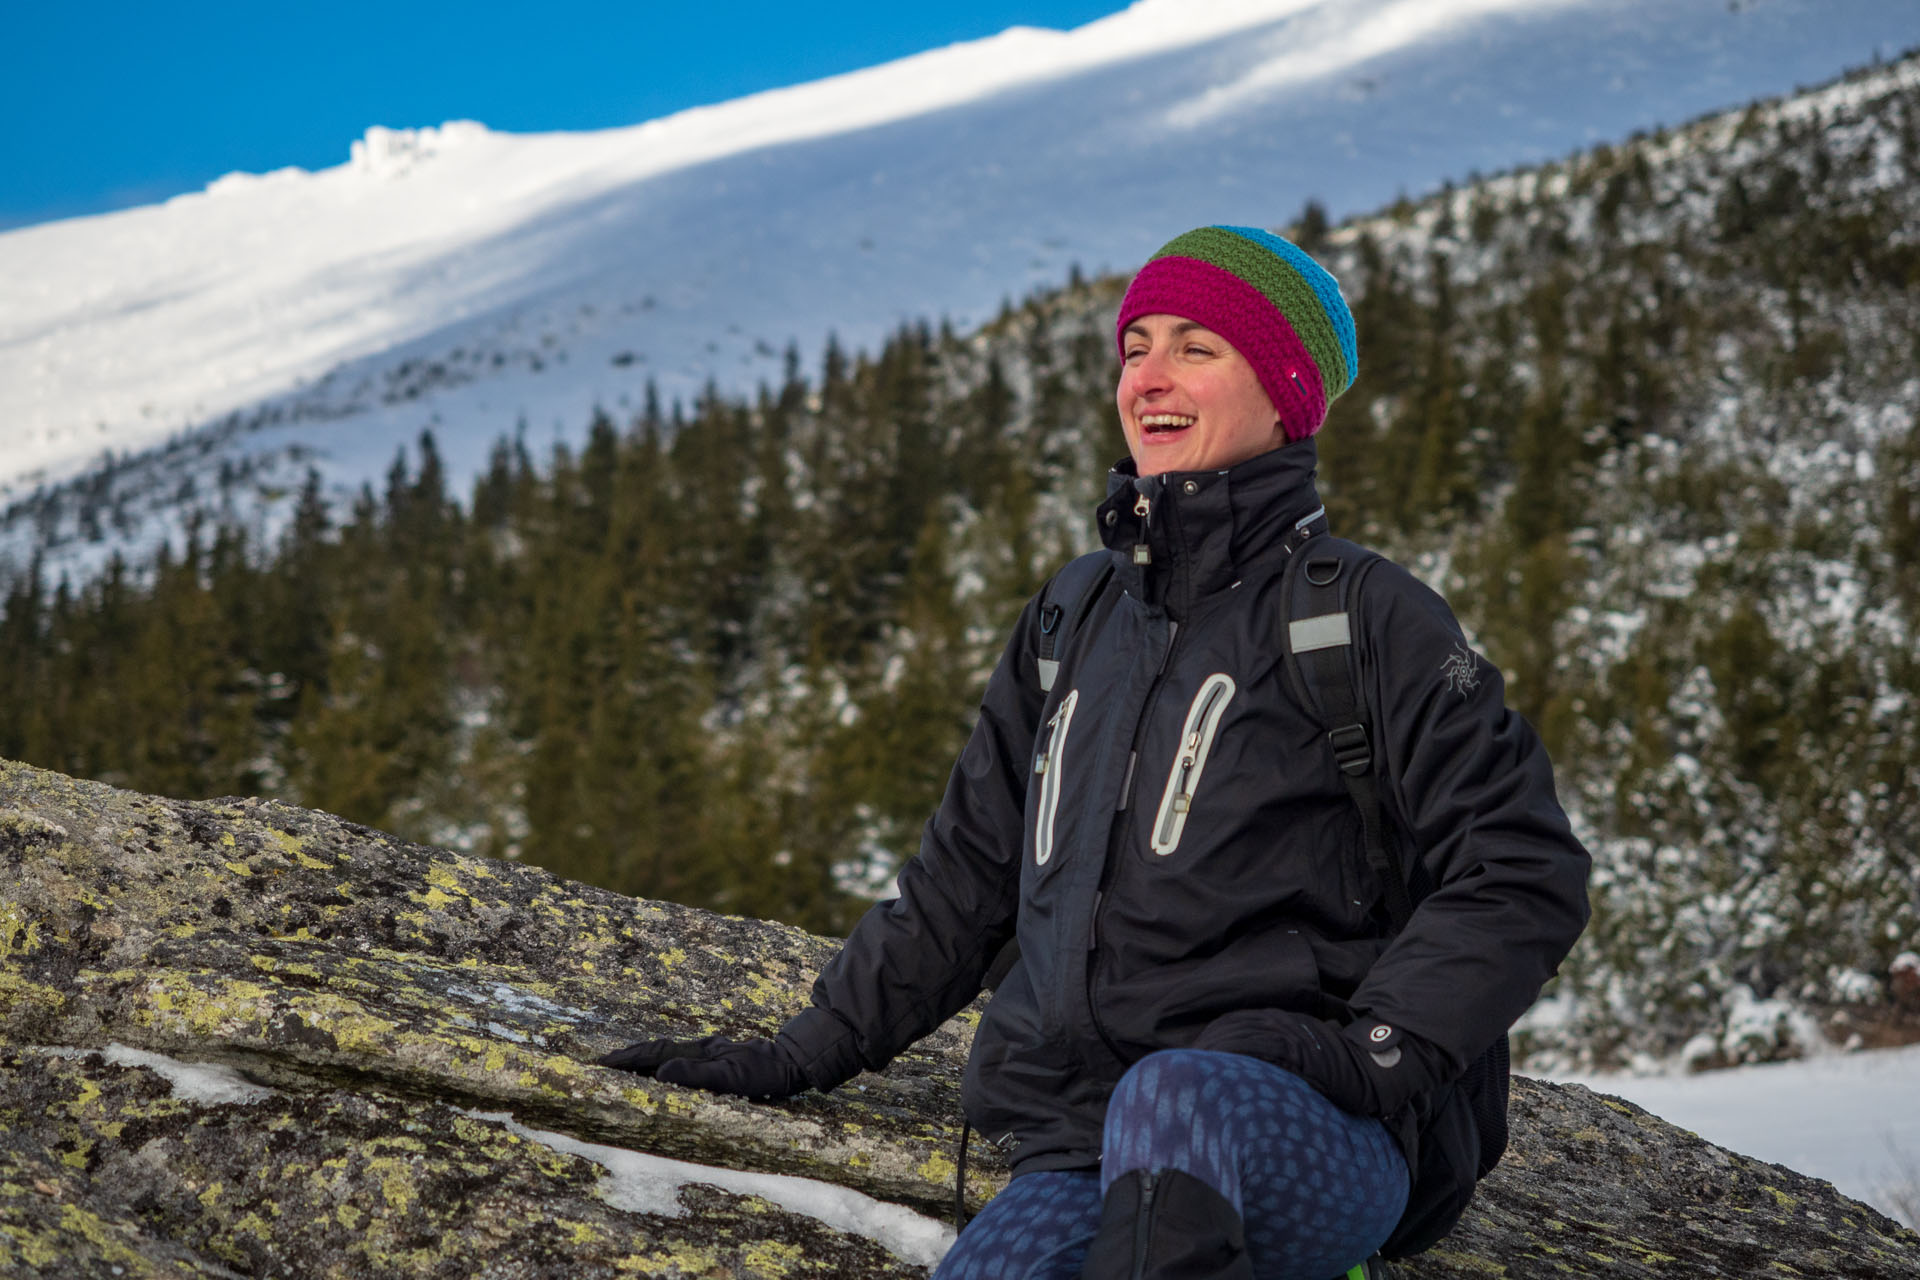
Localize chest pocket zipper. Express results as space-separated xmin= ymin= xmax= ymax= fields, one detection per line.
xmin=1032 ymin=689 xmax=1080 ymax=866
xmin=1150 ymin=674 xmax=1237 ymax=856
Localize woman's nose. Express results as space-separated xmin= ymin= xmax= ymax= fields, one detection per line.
xmin=1126 ymin=348 xmax=1171 ymax=394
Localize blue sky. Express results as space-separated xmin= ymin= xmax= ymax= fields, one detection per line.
xmin=2 ymin=1 xmax=1125 ymax=231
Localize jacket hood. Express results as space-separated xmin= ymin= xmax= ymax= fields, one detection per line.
xmin=1097 ymin=437 xmax=1327 ymax=616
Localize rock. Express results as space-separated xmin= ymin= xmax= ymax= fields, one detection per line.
xmin=3 ymin=756 xmax=1917 ymax=1278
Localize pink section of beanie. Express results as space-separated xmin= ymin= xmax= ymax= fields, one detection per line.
xmin=1116 ymin=256 xmax=1328 ymax=440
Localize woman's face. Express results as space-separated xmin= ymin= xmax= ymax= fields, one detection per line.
xmin=1115 ymin=314 xmax=1283 ymax=477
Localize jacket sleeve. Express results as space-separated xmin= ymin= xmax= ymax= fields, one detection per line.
xmin=1342 ymin=560 xmax=1592 ymax=1076
xmin=779 ymin=591 xmax=1048 ymax=1088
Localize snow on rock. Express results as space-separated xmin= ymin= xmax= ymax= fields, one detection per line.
xmin=465 ymin=1109 xmax=958 ymax=1269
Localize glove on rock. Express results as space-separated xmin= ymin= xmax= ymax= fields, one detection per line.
xmin=596 ymin=1033 xmax=809 ymax=1100
xmin=1192 ymin=1009 xmax=1445 ymax=1119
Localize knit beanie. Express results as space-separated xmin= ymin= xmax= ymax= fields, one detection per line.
xmin=1115 ymin=225 xmax=1358 ymax=440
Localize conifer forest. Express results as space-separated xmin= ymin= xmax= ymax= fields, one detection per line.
xmin=4 ymin=57 xmax=1918 ymax=1070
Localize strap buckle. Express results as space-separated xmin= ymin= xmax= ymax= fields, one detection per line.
xmin=1329 ymin=723 xmax=1372 ymax=776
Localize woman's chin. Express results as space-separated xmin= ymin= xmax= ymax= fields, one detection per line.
xmin=1134 ymin=434 xmax=1197 ymax=475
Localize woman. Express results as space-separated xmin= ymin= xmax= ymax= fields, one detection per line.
xmin=600 ymin=225 xmax=1592 ymax=1279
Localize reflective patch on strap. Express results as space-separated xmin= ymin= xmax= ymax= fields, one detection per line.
xmin=1288 ymin=612 xmax=1351 ymax=653
xmin=1038 ymin=658 xmax=1060 ymax=691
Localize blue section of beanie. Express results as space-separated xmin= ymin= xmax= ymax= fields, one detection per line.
xmin=1219 ymin=224 xmax=1359 ymax=397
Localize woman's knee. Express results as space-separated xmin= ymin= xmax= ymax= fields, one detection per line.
xmin=1102 ymin=1048 xmax=1262 ymax=1178
xmin=1108 ymin=1047 xmax=1307 ymax=1125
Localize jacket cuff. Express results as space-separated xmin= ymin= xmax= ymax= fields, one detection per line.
xmin=777 ymin=1005 xmax=868 ymax=1092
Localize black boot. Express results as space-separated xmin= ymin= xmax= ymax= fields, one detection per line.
xmin=1077 ymin=1168 xmax=1253 ymax=1280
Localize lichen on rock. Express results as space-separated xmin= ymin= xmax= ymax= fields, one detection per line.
xmin=2 ymin=756 xmax=1917 ymax=1278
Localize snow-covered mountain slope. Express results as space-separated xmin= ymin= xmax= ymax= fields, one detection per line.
xmin=2 ymin=0 xmax=1914 ymax=579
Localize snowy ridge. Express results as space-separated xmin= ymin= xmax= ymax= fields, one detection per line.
xmin=2 ymin=0 xmax=1916 ymax=584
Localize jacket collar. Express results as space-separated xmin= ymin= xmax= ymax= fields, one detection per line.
xmin=1096 ymin=438 xmax=1327 ymax=617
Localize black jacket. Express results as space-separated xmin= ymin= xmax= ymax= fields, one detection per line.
xmin=783 ymin=438 xmax=1592 ymax=1176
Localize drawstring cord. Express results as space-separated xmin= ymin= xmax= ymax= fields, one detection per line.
xmin=953 ymin=1117 xmax=972 ymax=1230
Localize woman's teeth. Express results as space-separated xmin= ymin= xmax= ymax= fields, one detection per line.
xmin=1139 ymin=414 xmax=1195 ymax=434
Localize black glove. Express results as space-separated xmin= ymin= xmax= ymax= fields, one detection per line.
xmin=1192 ymin=1009 xmax=1443 ymax=1118
xmin=596 ymin=1033 xmax=809 ymax=1100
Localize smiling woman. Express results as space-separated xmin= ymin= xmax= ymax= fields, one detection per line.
xmin=597 ymin=221 xmax=1593 ymax=1280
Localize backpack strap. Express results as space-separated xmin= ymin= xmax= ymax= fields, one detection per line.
xmin=1280 ymin=538 xmax=1414 ymax=932
xmin=1034 ymin=551 xmax=1114 ymax=693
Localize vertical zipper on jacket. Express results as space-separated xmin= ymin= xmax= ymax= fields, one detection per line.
xmin=1150 ymin=674 xmax=1238 ymax=855
xmin=1086 ymin=615 xmax=1182 ymax=1062
xmin=1132 ymin=490 xmax=1153 ymax=566
xmin=1032 ymin=690 xmax=1079 ymax=866
xmin=1130 ymin=1171 xmax=1158 ymax=1280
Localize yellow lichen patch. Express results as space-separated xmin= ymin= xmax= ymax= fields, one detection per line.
xmin=223 ymin=861 xmax=252 ymax=877
xmin=624 ymin=1244 xmax=722 ymax=1274
xmin=0 ymin=972 xmax=67 ymax=1017
xmin=139 ymin=973 xmax=276 ymax=1037
xmin=50 ymin=1201 xmax=154 ymax=1269
xmin=287 ymin=992 xmax=400 ymax=1054
xmin=1422 ymin=1248 xmax=1507 ymax=1275
xmin=0 ymin=902 xmax=41 ymax=957
xmin=658 ymin=948 xmax=688 ymax=969
xmin=61 ymin=1078 xmax=103 ymax=1115
xmin=369 ymin=1157 xmax=418 ymax=1215
xmin=744 ymin=1239 xmax=807 ymax=1273
xmin=916 ymin=1152 xmax=957 ymax=1186
xmin=418 ymin=885 xmax=459 ymax=911
xmin=744 ymin=970 xmax=789 ymax=1008
xmin=337 ymin=1202 xmax=364 ymax=1230
xmin=1763 ymin=1185 xmax=1799 ymax=1212
xmin=1570 ymin=1127 xmax=1605 ymax=1143
xmin=1600 ymin=1098 xmax=1634 ymax=1115
xmin=198 ymin=1182 xmax=224 ymax=1208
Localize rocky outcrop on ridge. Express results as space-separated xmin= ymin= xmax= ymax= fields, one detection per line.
xmin=3 ymin=756 xmax=1917 ymax=1278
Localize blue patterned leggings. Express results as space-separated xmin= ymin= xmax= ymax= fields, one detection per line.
xmin=934 ymin=1049 xmax=1408 ymax=1280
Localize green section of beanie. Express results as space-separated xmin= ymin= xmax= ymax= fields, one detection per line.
xmin=1150 ymin=226 xmax=1350 ymax=395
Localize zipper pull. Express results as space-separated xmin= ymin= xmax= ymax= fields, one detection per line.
xmin=1132 ymin=490 xmax=1153 ymax=565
